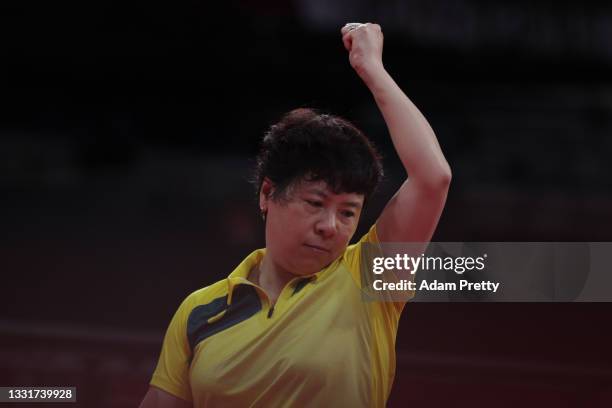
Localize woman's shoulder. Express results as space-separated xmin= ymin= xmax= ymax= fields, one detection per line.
xmin=343 ymin=224 xmax=379 ymax=265
xmin=179 ymin=278 xmax=230 ymax=311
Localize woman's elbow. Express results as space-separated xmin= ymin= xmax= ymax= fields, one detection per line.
xmin=417 ymin=167 xmax=452 ymax=193
xmin=438 ymin=166 xmax=452 ymax=187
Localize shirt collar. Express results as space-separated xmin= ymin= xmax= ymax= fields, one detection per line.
xmin=225 ymin=248 xmax=342 ymax=304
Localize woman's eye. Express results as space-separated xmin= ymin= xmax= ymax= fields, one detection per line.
xmin=306 ymin=200 xmax=323 ymax=207
xmin=341 ymin=210 xmax=356 ymax=218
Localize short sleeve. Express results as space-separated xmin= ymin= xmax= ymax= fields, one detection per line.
xmin=343 ymin=223 xmax=410 ymax=318
xmin=344 ymin=223 xmax=380 ymax=275
xmin=150 ymin=295 xmax=194 ymax=402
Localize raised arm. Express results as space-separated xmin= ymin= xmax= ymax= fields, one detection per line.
xmin=341 ymin=23 xmax=451 ymax=243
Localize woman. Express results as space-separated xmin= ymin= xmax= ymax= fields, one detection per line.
xmin=140 ymin=22 xmax=451 ymax=408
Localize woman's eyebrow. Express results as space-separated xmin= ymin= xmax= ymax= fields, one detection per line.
xmin=306 ymin=188 xmax=363 ymax=208
xmin=305 ymin=188 xmax=328 ymax=198
xmin=343 ymin=201 xmax=363 ymax=209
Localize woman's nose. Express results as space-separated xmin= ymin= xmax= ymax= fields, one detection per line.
xmin=315 ymin=211 xmax=337 ymax=237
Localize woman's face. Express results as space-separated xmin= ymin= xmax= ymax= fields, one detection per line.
xmin=260 ymin=178 xmax=364 ymax=276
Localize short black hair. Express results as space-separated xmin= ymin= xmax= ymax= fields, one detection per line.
xmin=252 ymin=108 xmax=383 ymax=201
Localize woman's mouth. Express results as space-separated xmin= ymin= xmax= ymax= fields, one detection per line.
xmin=303 ymin=243 xmax=330 ymax=253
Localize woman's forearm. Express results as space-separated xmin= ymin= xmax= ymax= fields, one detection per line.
xmin=362 ymin=65 xmax=452 ymax=188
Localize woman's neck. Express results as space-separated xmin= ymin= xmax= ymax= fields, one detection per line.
xmin=251 ymin=255 xmax=295 ymax=304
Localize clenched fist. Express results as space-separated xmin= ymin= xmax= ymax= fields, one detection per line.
xmin=341 ymin=22 xmax=385 ymax=82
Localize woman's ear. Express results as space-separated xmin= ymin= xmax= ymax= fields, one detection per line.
xmin=259 ymin=177 xmax=274 ymax=218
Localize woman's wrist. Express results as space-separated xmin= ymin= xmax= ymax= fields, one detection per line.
xmin=358 ymin=62 xmax=390 ymax=91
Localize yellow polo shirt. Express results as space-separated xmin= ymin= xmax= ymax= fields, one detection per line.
xmin=151 ymin=225 xmax=406 ymax=407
